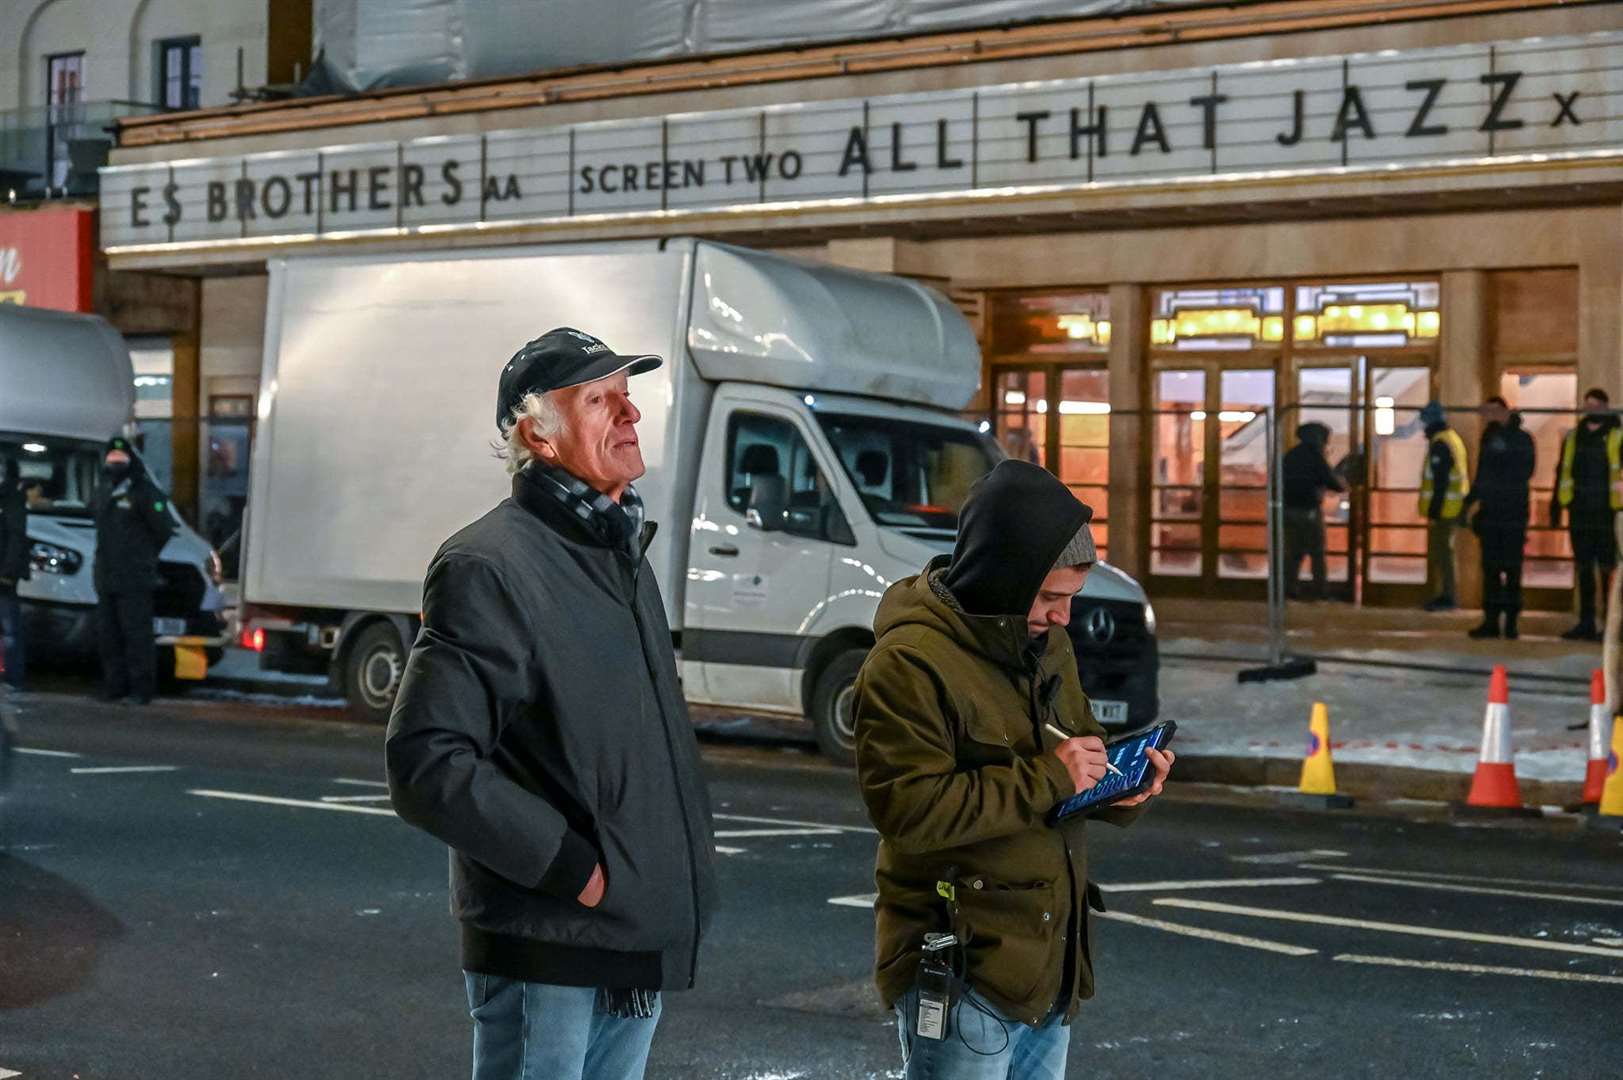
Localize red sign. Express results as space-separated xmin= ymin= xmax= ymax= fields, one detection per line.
xmin=0 ymin=206 xmax=94 ymax=312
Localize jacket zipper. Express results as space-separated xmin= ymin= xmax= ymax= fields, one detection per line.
xmin=624 ymin=539 xmax=704 ymax=989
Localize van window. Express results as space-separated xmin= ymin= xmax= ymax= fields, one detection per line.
xmin=816 ymin=413 xmax=999 ymax=532
xmin=724 ymin=413 xmax=849 ymax=543
xmin=1 ymin=436 xmax=103 ymax=517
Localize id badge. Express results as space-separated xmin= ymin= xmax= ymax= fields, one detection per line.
xmin=915 ymin=959 xmax=953 ymax=1041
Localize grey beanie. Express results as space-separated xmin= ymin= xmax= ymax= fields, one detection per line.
xmin=1053 ymin=521 xmax=1098 ymax=570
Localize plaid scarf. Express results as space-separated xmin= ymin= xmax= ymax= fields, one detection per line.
xmin=527 ymin=462 xmax=645 ymax=554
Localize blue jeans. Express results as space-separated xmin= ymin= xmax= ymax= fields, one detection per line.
xmin=0 ymin=590 xmax=22 ymax=688
xmin=463 ymin=973 xmax=661 ymax=1080
xmin=894 ymin=985 xmax=1071 ymax=1080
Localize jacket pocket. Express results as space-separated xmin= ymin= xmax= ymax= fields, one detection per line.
xmin=955 ymin=875 xmax=1058 ymax=1007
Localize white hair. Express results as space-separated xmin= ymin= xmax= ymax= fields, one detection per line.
xmin=497 ymin=391 xmax=568 ymax=475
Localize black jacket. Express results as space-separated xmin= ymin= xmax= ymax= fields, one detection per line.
xmin=1282 ymin=439 xmax=1345 ymax=511
xmin=0 ymin=464 xmax=28 ymax=588
xmin=1551 ymin=414 xmax=1620 ymax=528
xmin=386 ymin=467 xmax=717 ymax=991
xmin=91 ymin=467 xmax=175 ymax=595
xmin=1464 ymin=415 xmax=1535 ymax=529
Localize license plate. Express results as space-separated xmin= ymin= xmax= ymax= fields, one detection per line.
xmin=153 ymin=617 xmax=187 ymax=637
xmin=1091 ymin=699 xmax=1128 ymax=724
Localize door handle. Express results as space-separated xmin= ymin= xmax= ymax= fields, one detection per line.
xmin=709 ymin=544 xmax=740 ymax=557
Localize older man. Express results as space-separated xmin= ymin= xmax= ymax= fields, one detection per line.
xmin=855 ymin=459 xmax=1173 ymax=1080
xmin=386 ymin=327 xmax=717 ymax=1080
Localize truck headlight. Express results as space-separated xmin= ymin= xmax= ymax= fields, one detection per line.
xmin=30 ymin=541 xmax=83 ymax=576
xmin=1142 ymin=602 xmax=1157 ymax=636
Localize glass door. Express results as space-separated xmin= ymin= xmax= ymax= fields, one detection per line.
xmin=992 ymin=368 xmax=1048 ymax=467
xmin=1056 ymin=367 xmax=1110 ymax=557
xmin=1215 ymin=369 xmax=1275 ymax=583
xmin=1363 ymin=364 xmax=1433 ymax=604
xmin=1150 ymin=369 xmax=1206 ymax=579
xmin=1294 ymin=362 xmax=1360 ymax=600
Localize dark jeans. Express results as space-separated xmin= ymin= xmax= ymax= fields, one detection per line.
xmin=1283 ymin=506 xmax=1327 ymax=599
xmin=97 ymin=589 xmax=156 ymax=700
xmin=1477 ymin=525 xmax=1526 ymax=615
xmin=1571 ymin=520 xmax=1619 ymax=623
xmin=0 ymin=589 xmax=23 ymax=687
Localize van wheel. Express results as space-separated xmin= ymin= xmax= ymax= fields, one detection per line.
xmin=810 ymin=648 xmax=867 ymax=766
xmin=344 ymin=623 xmax=404 ymax=724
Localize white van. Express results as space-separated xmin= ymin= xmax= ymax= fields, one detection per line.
xmin=242 ymin=240 xmax=1157 ymax=760
xmin=0 ymin=304 xmax=229 ymax=677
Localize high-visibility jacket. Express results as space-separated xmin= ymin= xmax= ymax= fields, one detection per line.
xmin=1419 ymin=427 xmax=1469 ymax=521
xmin=1556 ymin=426 xmax=1623 ymax=511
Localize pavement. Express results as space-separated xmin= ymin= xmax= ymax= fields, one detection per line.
xmin=2 ymin=689 xmax=1621 ymax=1078
xmin=191 ymin=593 xmax=1622 ymax=810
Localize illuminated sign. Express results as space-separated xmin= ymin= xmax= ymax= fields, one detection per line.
xmin=100 ymin=31 xmax=1623 ymax=253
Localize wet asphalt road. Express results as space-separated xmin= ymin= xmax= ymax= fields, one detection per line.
xmin=2 ymin=686 xmax=1622 ymax=1080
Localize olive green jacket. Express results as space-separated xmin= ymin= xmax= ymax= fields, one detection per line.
xmin=854 ymin=557 xmax=1141 ymax=1027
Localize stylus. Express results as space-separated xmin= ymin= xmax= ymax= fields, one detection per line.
xmin=1044 ymin=723 xmax=1125 ymax=777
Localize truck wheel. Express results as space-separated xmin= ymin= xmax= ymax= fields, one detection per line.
xmin=344 ymin=622 xmax=405 ymax=724
xmin=810 ymin=648 xmax=867 ymax=766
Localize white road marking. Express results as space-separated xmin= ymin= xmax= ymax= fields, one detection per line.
xmin=15 ymin=747 xmax=79 ymax=758
xmin=0 ymin=1066 xmax=21 ymax=1078
xmin=1595 ymin=938 xmax=1623 ymax=948
xmin=1231 ymin=849 xmax=1348 ymax=865
xmin=715 ymin=846 xmax=747 ymax=856
xmin=1296 ymin=862 xmax=1623 ymax=894
xmin=333 ymin=778 xmax=389 ymax=788
xmin=320 ymin=794 xmax=394 ymax=803
xmin=1101 ymin=876 xmax=1320 ymax=894
xmin=1331 ymin=872 xmax=1623 ymax=908
xmin=1096 ymin=910 xmax=1318 ymax=957
xmin=828 ymin=893 xmax=878 ymax=909
xmin=70 ymin=765 xmax=178 ymax=775
xmin=714 ymin=812 xmax=876 ymax=835
xmin=1156 ymin=898 xmax=1623 ymax=959
xmin=190 ymin=790 xmax=397 ymax=816
xmin=713 ymin=828 xmax=842 ymax=839
xmin=1334 ymin=953 xmax=1623 ymax=986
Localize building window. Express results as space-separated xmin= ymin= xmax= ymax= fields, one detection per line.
xmin=1294 ymin=281 xmax=1440 ymax=349
xmin=45 ymin=52 xmax=85 ymax=189
xmin=159 ymin=37 xmax=202 ymax=110
xmin=989 ymin=291 xmax=1111 ymax=356
xmin=1150 ymin=287 xmax=1286 ymax=351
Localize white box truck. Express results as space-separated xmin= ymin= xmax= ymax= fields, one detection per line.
xmin=0 ymin=304 xmax=230 ymax=677
xmin=242 ymin=240 xmax=1157 ymax=760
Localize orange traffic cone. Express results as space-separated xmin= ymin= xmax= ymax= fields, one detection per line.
xmin=1456 ymin=665 xmax=1536 ymax=816
xmin=1582 ymin=669 xmax=1612 ymax=807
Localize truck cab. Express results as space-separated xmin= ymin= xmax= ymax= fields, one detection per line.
xmin=0 ymin=305 xmax=229 ymax=678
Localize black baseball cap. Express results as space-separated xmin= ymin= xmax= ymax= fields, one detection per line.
xmin=496 ymin=327 xmax=662 ymax=431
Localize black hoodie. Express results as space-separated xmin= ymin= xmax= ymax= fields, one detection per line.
xmin=1463 ymin=413 xmax=1535 ymax=528
xmin=943 ymin=459 xmax=1092 ymax=618
xmin=91 ymin=437 xmax=176 ymax=594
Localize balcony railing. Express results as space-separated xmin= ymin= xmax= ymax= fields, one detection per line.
xmin=0 ymin=100 xmax=164 ymax=201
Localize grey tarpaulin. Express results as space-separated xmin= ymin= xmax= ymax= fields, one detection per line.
xmin=305 ymin=0 xmax=1262 ymax=93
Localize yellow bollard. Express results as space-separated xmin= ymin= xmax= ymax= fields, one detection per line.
xmin=1598 ymin=715 xmax=1623 ymax=819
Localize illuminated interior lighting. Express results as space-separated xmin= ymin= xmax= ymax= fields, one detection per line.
xmin=1190 ymin=410 xmax=1208 ymax=421
xmin=1375 ymin=395 xmax=1396 ymax=436
xmin=1003 ymin=390 xmax=1027 ymax=405
xmin=1057 ymin=401 xmax=1111 ymax=415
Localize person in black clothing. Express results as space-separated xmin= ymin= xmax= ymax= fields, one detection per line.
xmin=0 ymin=455 xmax=29 ymax=688
xmin=1550 ymin=388 xmax=1621 ymax=641
xmin=1281 ymin=422 xmax=1347 ymax=601
xmin=91 ymin=437 xmax=176 ymax=705
xmin=1462 ymin=397 xmax=1535 ymax=640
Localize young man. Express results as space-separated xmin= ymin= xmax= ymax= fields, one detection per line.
xmin=854 ymin=459 xmax=1174 ymax=1079
xmin=1462 ymin=397 xmax=1535 ymax=640
xmin=1550 ymin=388 xmax=1621 ymax=641
xmin=1418 ymin=401 xmax=1469 ymax=612
xmin=386 ymin=328 xmax=717 ymax=1080
xmin=1281 ymin=421 xmax=1347 ymax=601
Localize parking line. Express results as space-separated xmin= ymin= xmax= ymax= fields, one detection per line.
xmin=828 ymin=893 xmax=878 ymax=909
xmin=1334 ymin=954 xmax=1623 ymax=986
xmin=16 ymin=747 xmax=79 ymax=758
xmin=715 ymin=846 xmax=747 ymax=856
xmin=1331 ymin=872 xmax=1623 ymax=908
xmin=713 ymin=812 xmax=877 ymax=835
xmin=1101 ymin=877 xmax=1320 ymax=894
xmin=333 ymin=778 xmax=389 ymax=788
xmin=1096 ymin=910 xmax=1318 ymax=957
xmin=190 ymin=790 xmax=397 ymax=816
xmin=320 ymin=794 xmax=394 ymax=803
xmin=0 ymin=1065 xmax=21 ymax=1078
xmin=1296 ymin=862 xmax=1623 ymax=894
xmin=713 ymin=828 xmax=842 ymax=839
xmin=70 ymin=765 xmax=178 ymax=775
xmin=1156 ymin=898 xmax=1623 ymax=959
xmin=1231 ymin=849 xmax=1348 ymax=865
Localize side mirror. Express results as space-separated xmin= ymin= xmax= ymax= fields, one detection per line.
xmin=745 ymin=475 xmax=788 ymax=532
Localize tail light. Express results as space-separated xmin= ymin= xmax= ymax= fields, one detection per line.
xmin=240 ymin=626 xmax=266 ymax=652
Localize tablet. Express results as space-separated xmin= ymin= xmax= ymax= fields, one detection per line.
xmin=1046 ymin=721 xmax=1177 ymax=824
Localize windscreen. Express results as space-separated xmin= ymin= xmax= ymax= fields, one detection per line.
xmin=815 ymin=413 xmax=1001 ymax=532
xmin=0 ymin=434 xmax=104 ymax=517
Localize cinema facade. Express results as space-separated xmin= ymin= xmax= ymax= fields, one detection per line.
xmin=100 ymin=0 xmax=1623 ymax=611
